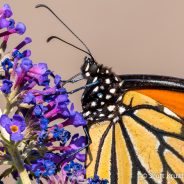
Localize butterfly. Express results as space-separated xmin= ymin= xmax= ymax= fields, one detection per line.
xmin=36 ymin=4 xmax=184 ymax=184
xmin=81 ymin=59 xmax=184 ymax=184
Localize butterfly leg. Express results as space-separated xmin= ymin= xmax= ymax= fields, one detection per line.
xmin=56 ymin=126 xmax=92 ymax=169
xmin=62 ymin=72 xmax=84 ymax=84
xmin=67 ymin=81 xmax=99 ymax=94
xmin=65 ymin=125 xmax=92 ymax=159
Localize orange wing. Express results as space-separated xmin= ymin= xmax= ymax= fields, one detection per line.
xmin=135 ymin=89 xmax=184 ymax=118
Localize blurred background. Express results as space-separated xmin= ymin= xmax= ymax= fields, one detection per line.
xmin=2 ymin=0 xmax=184 ymax=182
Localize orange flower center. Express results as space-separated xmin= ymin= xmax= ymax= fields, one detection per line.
xmin=10 ymin=125 xmax=19 ymax=133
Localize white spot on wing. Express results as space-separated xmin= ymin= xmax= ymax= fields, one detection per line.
xmin=113 ymin=116 xmax=119 ymax=122
xmin=134 ymin=110 xmax=138 ymax=115
xmin=163 ymin=107 xmax=179 ymax=118
xmin=119 ymin=106 xmax=125 ymax=114
xmin=108 ymin=114 xmax=114 ymax=118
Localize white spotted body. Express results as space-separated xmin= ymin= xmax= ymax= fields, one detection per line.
xmin=81 ymin=57 xmax=126 ymax=124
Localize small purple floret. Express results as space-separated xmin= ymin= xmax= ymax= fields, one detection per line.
xmin=3 ymin=4 xmax=12 ymax=18
xmin=2 ymin=58 xmax=13 ymax=71
xmin=1 ymin=79 xmax=13 ymax=94
xmin=0 ymin=114 xmax=26 ymax=142
xmin=23 ymin=92 xmax=36 ymax=104
xmin=15 ymin=22 xmax=26 ymax=35
xmin=20 ymin=58 xmax=33 ymax=71
xmin=24 ymin=37 xmax=32 ymax=44
xmin=88 ymin=175 xmax=109 ymax=184
xmin=31 ymin=159 xmax=56 ymax=178
xmin=0 ymin=18 xmax=9 ymax=29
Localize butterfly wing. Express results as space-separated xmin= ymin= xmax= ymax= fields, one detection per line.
xmin=86 ymin=90 xmax=184 ymax=184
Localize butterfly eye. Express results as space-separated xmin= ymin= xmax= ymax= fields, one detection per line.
xmin=89 ymin=64 xmax=98 ymax=75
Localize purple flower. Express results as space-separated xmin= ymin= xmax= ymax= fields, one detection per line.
xmin=28 ymin=63 xmax=48 ymax=75
xmin=38 ymin=129 xmax=48 ymax=144
xmin=40 ymin=118 xmax=49 ymax=130
xmin=22 ymin=49 xmax=31 ymax=57
xmin=33 ymin=104 xmax=48 ymax=118
xmin=71 ymin=112 xmax=87 ymax=127
xmin=38 ymin=71 xmax=50 ymax=86
xmin=0 ymin=18 xmax=9 ymax=29
xmin=52 ymin=126 xmax=71 ymax=145
xmin=15 ymin=22 xmax=26 ymax=35
xmin=14 ymin=37 xmax=32 ymax=50
xmin=2 ymin=4 xmax=12 ymax=18
xmin=1 ymin=79 xmax=13 ymax=94
xmin=88 ymin=175 xmax=109 ymax=184
xmin=2 ymin=58 xmax=13 ymax=71
xmin=23 ymin=92 xmax=36 ymax=104
xmin=44 ymin=153 xmax=62 ymax=163
xmin=12 ymin=49 xmax=31 ymax=60
xmin=0 ymin=114 xmax=11 ymax=127
xmin=8 ymin=19 xmax=15 ymax=29
xmin=0 ymin=4 xmax=94 ymax=183
xmin=62 ymin=104 xmax=86 ymax=127
xmin=44 ymin=93 xmax=70 ymax=119
xmin=26 ymin=63 xmax=50 ymax=86
xmin=62 ymin=161 xmax=86 ymax=183
xmin=54 ymin=75 xmax=61 ymax=86
xmin=12 ymin=50 xmax=24 ymax=59
xmin=55 ymin=134 xmax=86 ymax=162
xmin=31 ymin=159 xmax=56 ymax=178
xmin=20 ymin=58 xmax=33 ymax=71
xmin=0 ymin=114 xmax=26 ymax=142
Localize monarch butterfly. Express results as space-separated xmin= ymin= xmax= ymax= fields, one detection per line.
xmin=36 ymin=4 xmax=184 ymax=184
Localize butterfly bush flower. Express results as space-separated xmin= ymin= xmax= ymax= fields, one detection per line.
xmin=0 ymin=4 xmax=93 ymax=184
xmin=87 ymin=175 xmax=109 ymax=184
xmin=0 ymin=114 xmax=26 ymax=142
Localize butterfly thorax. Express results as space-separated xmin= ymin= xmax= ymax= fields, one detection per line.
xmin=81 ymin=57 xmax=126 ymax=124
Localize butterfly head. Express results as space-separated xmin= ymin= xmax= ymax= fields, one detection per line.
xmin=81 ymin=57 xmax=98 ymax=78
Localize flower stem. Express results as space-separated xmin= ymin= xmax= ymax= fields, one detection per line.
xmin=8 ymin=146 xmax=31 ymax=184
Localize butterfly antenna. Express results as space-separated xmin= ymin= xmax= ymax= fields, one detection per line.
xmin=47 ymin=36 xmax=90 ymax=56
xmin=35 ymin=4 xmax=94 ymax=59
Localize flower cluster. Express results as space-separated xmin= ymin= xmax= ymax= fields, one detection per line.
xmin=88 ymin=175 xmax=109 ymax=184
xmin=0 ymin=3 xmax=87 ymax=183
xmin=0 ymin=4 xmax=108 ymax=184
